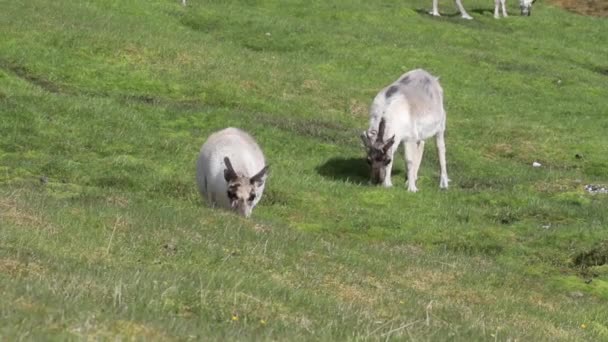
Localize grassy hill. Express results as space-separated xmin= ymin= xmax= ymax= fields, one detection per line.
xmin=1 ymin=0 xmax=607 ymax=340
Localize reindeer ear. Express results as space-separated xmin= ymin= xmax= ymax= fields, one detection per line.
xmin=383 ymin=135 xmax=396 ymax=153
xmin=223 ymin=157 xmax=238 ymax=182
xmin=250 ymin=165 xmax=269 ymax=186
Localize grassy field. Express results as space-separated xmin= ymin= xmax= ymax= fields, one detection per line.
xmin=1 ymin=0 xmax=607 ymax=340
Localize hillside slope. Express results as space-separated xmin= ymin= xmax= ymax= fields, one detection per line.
xmin=1 ymin=0 xmax=607 ymax=340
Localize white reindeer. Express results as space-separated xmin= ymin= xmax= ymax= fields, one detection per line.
xmin=360 ymin=69 xmax=448 ymax=192
xmin=196 ymin=127 xmax=269 ymax=218
xmin=520 ymin=0 xmax=536 ymax=16
xmin=430 ymin=0 xmax=508 ymax=19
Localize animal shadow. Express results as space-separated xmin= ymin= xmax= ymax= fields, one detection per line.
xmin=471 ymin=8 xmax=496 ymax=15
xmin=317 ymin=157 xmax=369 ymax=184
xmin=414 ymin=8 xmax=463 ymax=18
xmin=316 ymin=157 xmax=403 ymax=185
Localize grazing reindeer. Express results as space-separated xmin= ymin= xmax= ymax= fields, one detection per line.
xmin=196 ymin=128 xmax=269 ymax=218
xmin=520 ymin=0 xmax=536 ymax=16
xmin=360 ymin=69 xmax=449 ymax=192
xmin=430 ymin=0 xmax=508 ymax=19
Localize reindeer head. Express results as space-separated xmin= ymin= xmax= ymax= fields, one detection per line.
xmin=223 ymin=157 xmax=269 ymax=218
xmin=360 ymin=118 xmax=396 ymax=185
xmin=520 ymin=0 xmax=535 ymax=16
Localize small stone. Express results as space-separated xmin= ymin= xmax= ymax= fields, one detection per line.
xmin=585 ymin=184 xmax=608 ymax=194
xmin=163 ymin=243 xmax=177 ymax=254
xmin=532 ymin=161 xmax=542 ymax=167
xmin=569 ymin=291 xmax=584 ymax=298
xmin=542 ymin=224 xmax=551 ymax=229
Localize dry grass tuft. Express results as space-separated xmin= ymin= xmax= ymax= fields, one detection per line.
xmin=0 ymin=258 xmax=45 ymax=277
xmin=349 ymin=99 xmax=368 ymax=118
xmin=0 ymin=196 xmax=54 ymax=232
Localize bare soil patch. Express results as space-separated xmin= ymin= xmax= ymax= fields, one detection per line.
xmin=550 ymin=0 xmax=608 ymax=17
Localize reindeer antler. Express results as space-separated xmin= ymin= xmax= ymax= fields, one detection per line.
xmin=377 ymin=118 xmax=387 ymax=143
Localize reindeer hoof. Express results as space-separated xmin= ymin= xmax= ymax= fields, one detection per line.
xmin=462 ymin=14 xmax=473 ymax=20
xmin=440 ymin=176 xmax=449 ymax=189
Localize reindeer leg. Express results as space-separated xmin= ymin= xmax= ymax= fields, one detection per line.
xmin=383 ymin=159 xmax=394 ymax=188
xmin=413 ymin=140 xmax=425 ymax=182
xmin=494 ymin=0 xmax=500 ymax=18
xmin=501 ymin=0 xmax=508 ymax=17
xmin=405 ymin=141 xmax=419 ymax=192
xmin=454 ymin=0 xmax=473 ymax=19
xmin=430 ymin=0 xmax=441 ymax=16
xmin=436 ymin=131 xmax=449 ymax=189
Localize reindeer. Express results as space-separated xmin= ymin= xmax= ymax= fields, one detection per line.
xmin=196 ymin=128 xmax=269 ymax=218
xmin=360 ymin=69 xmax=449 ymax=192
xmin=520 ymin=0 xmax=537 ymax=16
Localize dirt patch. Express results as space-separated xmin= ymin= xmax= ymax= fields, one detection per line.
xmin=0 ymin=197 xmax=54 ymax=232
xmin=349 ymin=99 xmax=368 ymax=118
xmin=549 ymin=0 xmax=608 ymax=17
xmin=0 ymin=258 xmax=45 ymax=277
xmin=0 ymin=59 xmax=67 ymax=94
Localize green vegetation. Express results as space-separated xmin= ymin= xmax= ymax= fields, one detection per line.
xmin=1 ymin=0 xmax=607 ymax=340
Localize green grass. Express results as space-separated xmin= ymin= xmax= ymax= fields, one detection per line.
xmin=1 ymin=0 xmax=608 ymax=340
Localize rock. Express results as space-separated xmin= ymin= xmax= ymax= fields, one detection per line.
xmin=532 ymin=161 xmax=542 ymax=167
xmin=585 ymin=184 xmax=608 ymax=194
xmin=569 ymin=291 xmax=584 ymax=298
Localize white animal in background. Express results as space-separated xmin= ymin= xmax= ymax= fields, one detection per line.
xmin=430 ymin=0 xmax=508 ymax=19
xmin=520 ymin=0 xmax=537 ymax=16
xmin=196 ymin=128 xmax=269 ymax=218
xmin=360 ymin=69 xmax=449 ymax=192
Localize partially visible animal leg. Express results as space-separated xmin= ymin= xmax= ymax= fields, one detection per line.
xmin=383 ymin=159 xmax=394 ymax=188
xmin=501 ymin=0 xmax=508 ymax=17
xmin=436 ymin=131 xmax=449 ymax=189
xmin=413 ymin=140 xmax=426 ymax=182
xmin=454 ymin=0 xmax=473 ymax=19
xmin=430 ymin=0 xmax=441 ymax=16
xmin=405 ymin=141 xmax=419 ymax=192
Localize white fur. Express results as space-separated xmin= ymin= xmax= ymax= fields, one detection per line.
xmin=519 ymin=0 xmax=535 ymax=15
xmin=431 ymin=0 xmax=508 ymax=19
xmin=196 ymin=128 xmax=267 ymax=216
xmin=366 ymin=69 xmax=449 ymax=192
